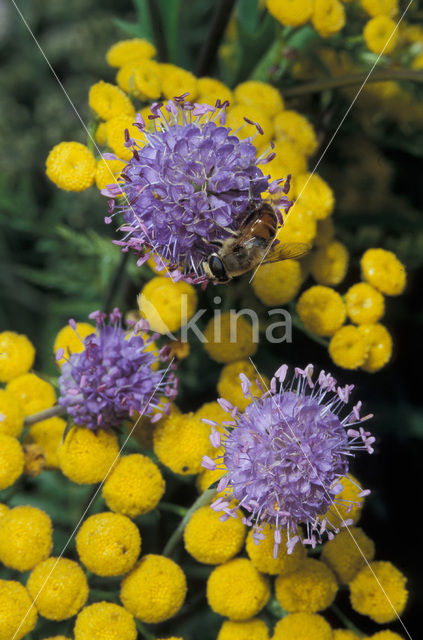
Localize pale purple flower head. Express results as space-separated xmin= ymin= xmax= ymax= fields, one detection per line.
xmin=58 ymin=309 xmax=177 ymax=430
xmin=202 ymin=364 xmax=374 ymax=557
xmin=103 ymin=97 xmax=291 ymax=283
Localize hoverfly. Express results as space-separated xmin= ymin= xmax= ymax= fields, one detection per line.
xmin=203 ymin=201 xmax=310 ymax=284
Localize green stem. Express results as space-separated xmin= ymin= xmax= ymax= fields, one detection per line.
xmin=281 ymin=68 xmax=423 ymax=98
xmin=136 ymin=620 xmax=155 ymax=640
xmin=24 ymin=404 xmax=66 ymax=426
xmin=195 ymin=0 xmax=236 ymax=76
xmin=158 ymin=501 xmax=189 ymax=517
xmin=331 ymin=603 xmax=365 ymax=637
xmin=162 ymin=487 xmax=217 ymax=557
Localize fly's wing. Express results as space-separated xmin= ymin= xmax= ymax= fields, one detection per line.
xmin=261 ymin=242 xmax=311 ymax=264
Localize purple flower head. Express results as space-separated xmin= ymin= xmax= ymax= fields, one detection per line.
xmin=58 ymin=308 xmax=178 ymax=430
xmin=103 ymin=97 xmax=291 ymax=283
xmin=202 ymin=364 xmax=374 ymax=557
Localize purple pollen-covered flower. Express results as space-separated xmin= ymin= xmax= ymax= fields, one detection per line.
xmin=102 ymin=96 xmax=291 ymax=283
xmin=58 ymin=308 xmax=177 ymax=430
xmin=202 ymin=364 xmax=374 ymax=557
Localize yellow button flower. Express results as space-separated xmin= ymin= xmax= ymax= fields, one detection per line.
xmin=234 ymin=81 xmax=284 ymax=118
xmin=366 ymin=632 xmax=405 ymax=640
xmin=195 ymin=400 xmax=229 ymax=428
xmin=106 ymin=38 xmax=157 ymax=67
xmin=46 ymin=142 xmax=96 ymax=191
xmin=74 ymin=602 xmax=137 ymax=640
xmin=273 ymin=613 xmax=332 ymax=640
xmin=349 ymin=561 xmax=408 ymax=623
xmin=273 ymin=110 xmax=318 ymax=157
xmin=0 ymin=505 xmax=52 ymax=571
xmin=207 ymin=558 xmax=270 ymax=620
xmin=27 ymin=557 xmax=88 ymax=620
xmin=362 ymin=0 xmax=398 ymax=17
xmin=253 ymin=259 xmax=303 ymax=306
xmin=133 ymin=62 xmax=163 ymax=100
xmin=217 ymin=618 xmax=270 ymax=640
xmin=183 ymin=505 xmax=246 ymax=564
xmin=76 ymin=512 xmax=141 ymax=576
xmin=275 ymin=558 xmax=338 ymax=612
xmin=25 ymin=416 xmax=66 ymax=469
xmin=105 ymin=115 xmax=146 ymax=161
xmin=346 ymin=283 xmax=385 ymax=325
xmin=138 ymin=276 xmax=197 ymax=334
xmin=159 ymin=64 xmax=198 ymax=100
xmin=102 ymin=454 xmax=165 ymax=517
xmin=130 ymin=399 xmax=180 ymax=449
xmin=357 ymin=323 xmax=393 ymax=372
xmin=321 ymin=527 xmax=375 ymax=583
xmin=271 ymin=140 xmax=307 ymax=175
xmin=0 ymin=389 xmax=24 ymax=437
xmin=116 ymin=60 xmax=161 ymax=98
xmin=203 ymin=312 xmax=257 ymax=363
xmin=120 ymin=554 xmax=187 ymax=623
xmin=89 ymin=81 xmax=135 ymax=121
xmin=95 ymin=158 xmax=126 ymax=191
xmin=154 ymin=412 xmax=211 ymax=475
xmin=0 ymin=434 xmax=24 ymax=490
xmin=217 ymin=360 xmax=268 ymax=412
xmin=95 ymin=121 xmax=108 ymax=145
xmin=58 ymin=426 xmax=119 ymax=484
xmin=295 ymin=173 xmax=335 ymax=219
xmin=0 ymin=580 xmax=38 ymax=640
xmin=361 ymin=248 xmax=406 ymax=296
xmin=277 ymin=202 xmax=317 ymax=245
xmin=310 ymin=241 xmax=349 ymax=286
xmin=0 ymin=330 xmax=35 ymax=383
xmin=197 ymin=77 xmax=233 ymax=106
xmin=325 ymin=473 xmax=364 ymax=526
xmin=226 ymin=104 xmax=273 ymax=147
xmin=266 ymin=0 xmax=313 ymax=27
xmin=6 ymin=372 xmax=56 ymax=416
xmin=53 ymin=322 xmax=95 ymax=366
xmin=297 ymin=286 xmax=346 ymax=337
xmin=329 ymin=325 xmax=368 ymax=370
xmin=245 ymin=525 xmax=306 ymax=575
xmin=363 ymin=15 xmax=398 ymax=54
xmin=312 ymin=0 xmax=346 ymax=38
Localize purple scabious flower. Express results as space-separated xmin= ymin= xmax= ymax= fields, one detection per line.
xmin=57 ymin=308 xmax=177 ymax=430
xmin=103 ymin=97 xmax=291 ymax=283
xmin=202 ymin=364 xmax=374 ymax=557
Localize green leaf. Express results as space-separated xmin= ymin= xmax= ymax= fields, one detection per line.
xmin=157 ymin=0 xmax=182 ymax=64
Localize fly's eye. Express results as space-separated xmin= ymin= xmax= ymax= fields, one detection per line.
xmin=208 ymin=254 xmax=227 ymax=281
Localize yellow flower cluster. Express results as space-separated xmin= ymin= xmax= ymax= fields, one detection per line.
xmin=207 ymin=557 xmax=271 ymax=620
xmin=120 ymin=554 xmax=187 ymax=623
xmin=267 ymin=0 xmax=345 ymax=38
xmin=0 ymin=505 xmax=52 ymax=570
xmin=0 ymin=579 xmax=38 ymax=640
xmin=74 ymin=602 xmax=137 ymax=640
xmin=138 ymin=276 xmax=197 ymax=334
xmin=27 ymin=557 xmax=89 ymax=620
xmin=217 ymin=359 xmax=268 ymax=410
xmin=297 ymin=248 xmax=405 ymax=371
xmin=203 ymin=312 xmax=257 ymax=363
xmin=76 ymin=512 xmax=141 ymax=576
xmin=102 ymin=453 xmax=165 ymax=516
xmin=58 ymin=425 xmax=120 ymax=484
xmin=275 ymin=558 xmax=338 ymax=612
xmin=184 ymin=505 xmax=246 ymax=564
